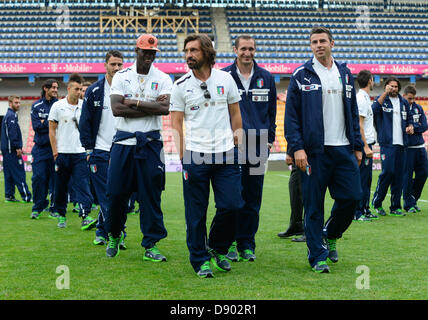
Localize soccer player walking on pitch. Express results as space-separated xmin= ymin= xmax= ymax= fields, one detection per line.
xmin=285 ymin=27 xmax=363 ymax=273
xmin=48 ymin=73 xmax=97 ymax=229
xmin=170 ymin=33 xmax=244 ymax=278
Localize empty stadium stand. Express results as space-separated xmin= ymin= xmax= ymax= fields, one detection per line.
xmin=0 ymin=0 xmax=428 ymax=158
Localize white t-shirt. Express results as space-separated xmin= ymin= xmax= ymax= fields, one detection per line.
xmin=390 ymin=96 xmax=403 ymax=146
xmin=48 ymin=97 xmax=85 ymax=154
xmin=110 ymin=62 xmax=173 ymax=145
xmin=357 ymin=89 xmax=376 ymax=144
xmin=312 ymin=57 xmax=350 ymax=146
xmin=170 ymin=68 xmax=241 ymax=153
xmin=236 ymin=65 xmax=254 ymax=93
xmin=95 ymin=80 xmax=116 ymax=151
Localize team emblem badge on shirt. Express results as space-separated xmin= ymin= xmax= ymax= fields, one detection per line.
xmin=151 ymin=82 xmax=159 ymax=90
xmin=256 ymin=78 xmax=264 ymax=88
xmin=216 ymin=86 xmax=224 ymax=95
xmin=90 ymin=164 xmax=97 ymax=174
xmin=381 ymin=154 xmax=386 ymax=161
xmin=183 ymin=170 xmax=189 ymax=181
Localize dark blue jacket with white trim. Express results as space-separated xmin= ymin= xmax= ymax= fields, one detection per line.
xmin=31 ymin=96 xmax=57 ymax=160
xmin=407 ymin=102 xmax=426 ymax=147
xmin=222 ymin=60 xmax=277 ymax=144
xmin=1 ymin=108 xmax=22 ymax=153
xmin=79 ymin=77 xmax=106 ymax=151
xmin=371 ymin=94 xmax=412 ymax=147
xmin=284 ymin=59 xmax=363 ymax=156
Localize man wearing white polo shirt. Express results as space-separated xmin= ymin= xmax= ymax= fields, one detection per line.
xmin=170 ymin=33 xmax=244 ymax=278
xmin=106 ymin=34 xmax=171 ymax=262
xmin=48 ymin=73 xmax=97 ymax=229
xmin=354 ymin=70 xmax=378 ymax=221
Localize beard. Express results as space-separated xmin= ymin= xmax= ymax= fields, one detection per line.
xmin=187 ymin=58 xmax=204 ymax=70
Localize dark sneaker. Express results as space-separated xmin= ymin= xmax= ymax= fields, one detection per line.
xmin=119 ymin=239 xmax=127 ymax=250
xmin=373 ymin=207 xmax=387 ymax=216
xmin=49 ymin=212 xmax=60 ymax=219
xmin=365 ymin=212 xmax=379 ymax=220
xmin=414 ymin=205 xmax=421 ymax=212
xmin=106 ymin=232 xmax=125 ymax=258
xmin=197 ymin=261 xmax=214 ymax=278
xmin=144 ymin=246 xmax=166 ymax=262
xmin=390 ymin=209 xmax=406 ymax=217
xmin=326 ymin=238 xmax=338 ymax=263
xmin=5 ymin=197 xmax=20 ymax=203
xmin=93 ymin=236 xmax=107 ymax=246
xmin=31 ymin=212 xmax=41 ymax=220
xmin=225 ymin=241 xmax=238 ymax=262
xmin=355 ymin=215 xmax=371 ymax=222
xmin=209 ymin=249 xmax=231 ymax=272
xmin=312 ymin=261 xmax=330 ymax=273
xmin=81 ymin=216 xmax=97 ymax=230
xmin=406 ymin=207 xmax=417 ymax=213
xmin=72 ymin=203 xmax=79 ymax=213
xmin=238 ymin=249 xmax=256 ymax=262
xmin=57 ymin=216 xmax=66 ymax=228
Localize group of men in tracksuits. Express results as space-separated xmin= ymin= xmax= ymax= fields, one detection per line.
xmin=2 ymin=28 xmax=426 ymax=275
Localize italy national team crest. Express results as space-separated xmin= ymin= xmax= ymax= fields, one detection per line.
xmin=217 ymin=86 xmax=224 ymax=95
xmin=381 ymin=154 xmax=386 ymax=161
xmin=183 ymin=170 xmax=189 ymax=181
xmin=151 ymin=82 xmax=159 ymax=90
xmin=256 ymin=78 xmax=264 ymax=88
xmin=90 ymin=164 xmax=97 ymax=174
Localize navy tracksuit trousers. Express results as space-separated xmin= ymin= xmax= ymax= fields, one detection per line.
xmin=54 ymin=153 xmax=93 ymax=217
xmin=88 ymin=149 xmax=112 ymax=239
xmin=300 ymin=146 xmax=362 ymax=268
xmin=182 ymin=148 xmax=244 ymax=272
xmin=355 ymin=143 xmax=374 ymax=219
xmin=31 ymin=157 xmax=55 ymax=213
xmin=372 ymin=145 xmax=406 ymax=211
xmin=106 ymin=141 xmax=167 ymax=248
xmin=403 ymin=147 xmax=428 ymax=210
xmin=2 ymin=151 xmax=31 ymax=201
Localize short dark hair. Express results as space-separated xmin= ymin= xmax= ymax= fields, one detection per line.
xmin=82 ymin=81 xmax=92 ymax=87
xmin=68 ymin=73 xmax=83 ymax=85
xmin=356 ymin=70 xmax=373 ymax=88
xmin=41 ymin=78 xmax=58 ymax=98
xmin=404 ymin=85 xmax=417 ymax=96
xmin=105 ymin=50 xmax=124 ymax=63
xmin=384 ymin=76 xmax=401 ymax=92
xmin=183 ymin=33 xmax=216 ymax=66
xmin=234 ymin=35 xmax=256 ymax=49
xmin=310 ymin=26 xmax=333 ymax=42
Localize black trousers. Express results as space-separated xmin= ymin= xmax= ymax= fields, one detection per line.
xmin=288 ymin=164 xmax=303 ymax=228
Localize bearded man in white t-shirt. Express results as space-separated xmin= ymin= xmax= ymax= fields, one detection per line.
xmin=170 ymin=33 xmax=244 ymax=278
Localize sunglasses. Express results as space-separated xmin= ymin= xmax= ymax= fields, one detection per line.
xmin=200 ymin=82 xmax=211 ymax=99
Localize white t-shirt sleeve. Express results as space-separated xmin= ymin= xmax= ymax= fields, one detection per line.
xmin=160 ymin=74 xmax=173 ymax=96
xmin=48 ymin=102 xmax=59 ymax=122
xmin=226 ymin=73 xmax=241 ymax=104
xmin=357 ymin=94 xmax=368 ymax=118
xmin=110 ymin=73 xmax=125 ymax=97
xmin=169 ymin=83 xmax=185 ymax=112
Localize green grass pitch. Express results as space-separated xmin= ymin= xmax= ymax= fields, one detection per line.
xmin=1 ymin=170 xmax=428 ymax=300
